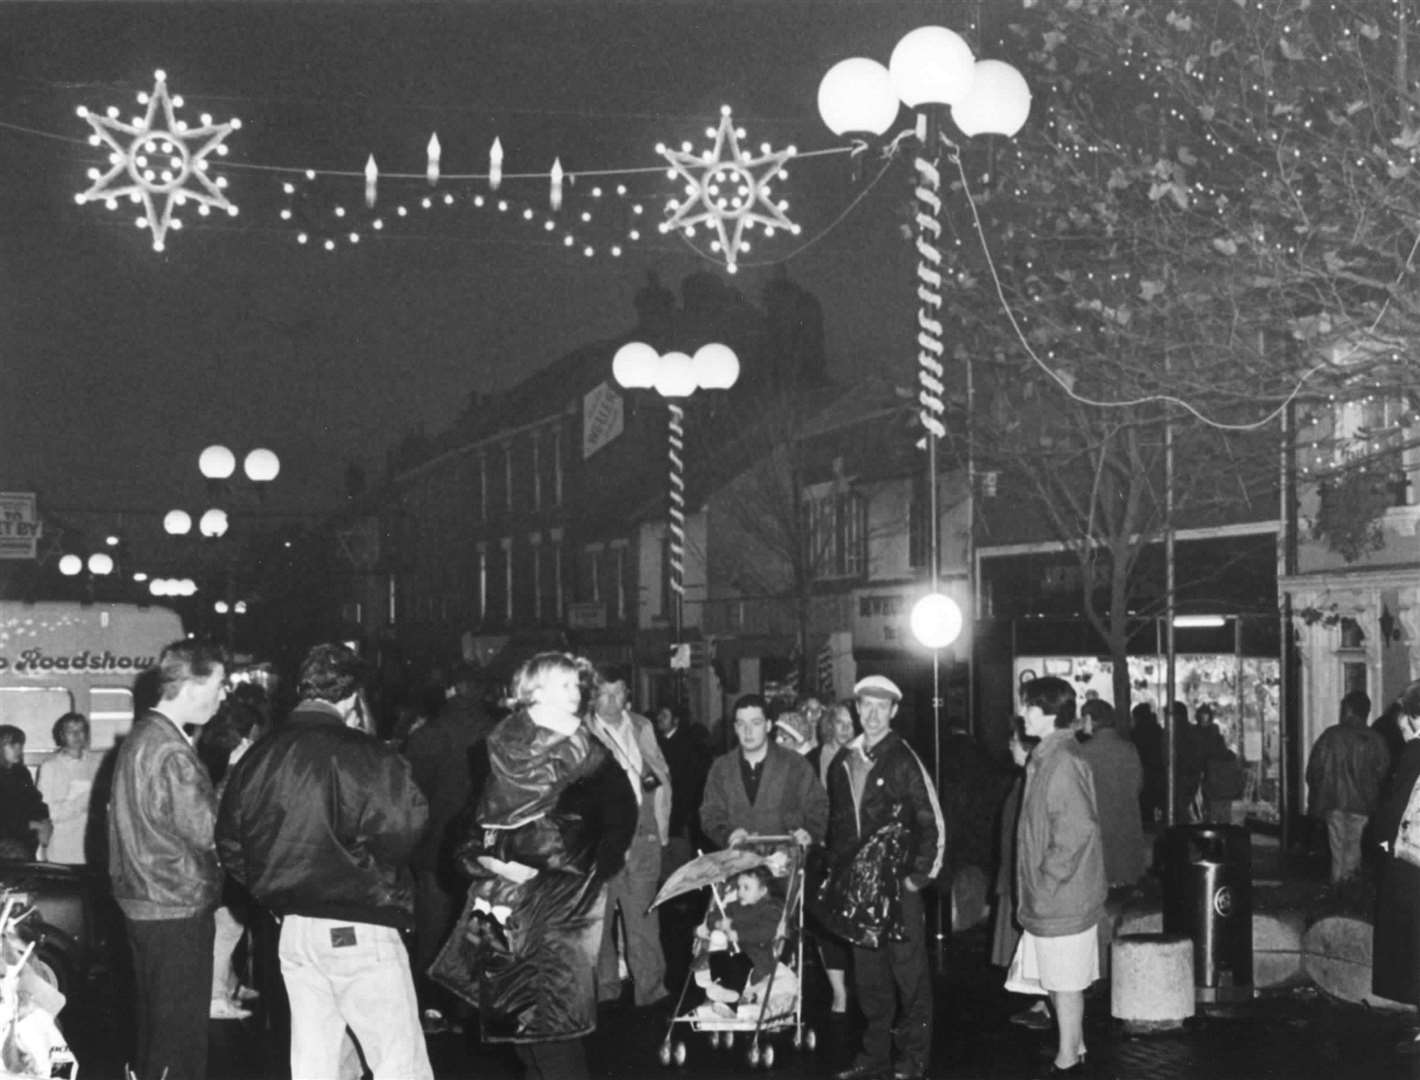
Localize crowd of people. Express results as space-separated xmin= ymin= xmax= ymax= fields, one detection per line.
xmin=15 ymin=633 xmax=1420 ymax=1079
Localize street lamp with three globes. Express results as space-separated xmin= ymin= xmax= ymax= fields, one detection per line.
xmin=612 ymin=341 xmax=739 ymax=688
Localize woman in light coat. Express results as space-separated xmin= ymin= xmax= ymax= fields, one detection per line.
xmin=1008 ymin=676 xmax=1106 ymax=1076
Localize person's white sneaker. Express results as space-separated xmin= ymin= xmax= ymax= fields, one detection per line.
xmin=209 ymin=997 xmax=252 ymax=1020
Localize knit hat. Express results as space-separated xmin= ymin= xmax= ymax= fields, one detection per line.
xmin=774 ymin=710 xmax=816 ymax=752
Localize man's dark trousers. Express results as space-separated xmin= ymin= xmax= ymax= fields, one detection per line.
xmin=125 ymin=911 xmax=216 ymax=1080
xmin=851 ymin=887 xmax=931 ymax=1074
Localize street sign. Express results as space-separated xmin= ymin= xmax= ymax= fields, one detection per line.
xmin=582 ymin=381 xmax=624 ymax=459
xmin=0 ymin=493 xmax=40 ymax=559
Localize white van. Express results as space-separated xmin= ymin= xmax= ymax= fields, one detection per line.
xmin=0 ymin=601 xmax=183 ymax=767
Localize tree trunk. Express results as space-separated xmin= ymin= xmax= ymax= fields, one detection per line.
xmin=1109 ymin=548 xmax=1135 ymax=734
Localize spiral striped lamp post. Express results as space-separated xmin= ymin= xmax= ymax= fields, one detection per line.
xmin=819 ymin=26 xmax=1029 ymax=962
xmin=613 ymin=342 xmax=740 ymax=698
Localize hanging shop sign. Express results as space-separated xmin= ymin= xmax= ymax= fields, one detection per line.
xmin=0 ymin=494 xmax=40 ymax=560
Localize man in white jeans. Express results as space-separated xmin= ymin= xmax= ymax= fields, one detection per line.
xmin=217 ymin=644 xmax=432 ymax=1080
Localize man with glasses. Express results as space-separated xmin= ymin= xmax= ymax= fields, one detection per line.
xmin=108 ymin=638 xmax=229 ymax=1080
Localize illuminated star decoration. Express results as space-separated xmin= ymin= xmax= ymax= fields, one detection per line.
xmin=75 ymin=70 xmax=241 ymax=252
xmin=657 ymin=105 xmax=799 ymax=274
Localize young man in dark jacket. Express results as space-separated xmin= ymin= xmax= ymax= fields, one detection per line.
xmin=216 ymin=643 xmax=432 ymax=1080
xmin=1307 ymin=690 xmax=1391 ymax=883
xmin=827 ymin=675 xmax=946 ymax=1080
xmin=108 ymin=639 xmax=229 ymax=1080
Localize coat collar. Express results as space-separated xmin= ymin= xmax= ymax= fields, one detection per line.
xmin=846 ymin=729 xmax=899 ymax=765
xmin=290 ymin=700 xmax=347 ymax=727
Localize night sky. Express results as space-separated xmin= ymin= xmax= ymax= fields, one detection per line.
xmin=1 ymin=1 xmax=975 ymax=551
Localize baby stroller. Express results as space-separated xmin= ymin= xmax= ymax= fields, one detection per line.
xmin=652 ymin=836 xmax=813 ymax=1070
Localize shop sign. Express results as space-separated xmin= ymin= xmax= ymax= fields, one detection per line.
xmin=852 ymin=586 xmax=912 ymax=648
xmin=582 ymin=382 xmax=624 ymax=459
xmin=566 ymin=602 xmax=607 ymax=629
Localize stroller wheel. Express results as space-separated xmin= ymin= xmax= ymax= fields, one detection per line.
xmin=804 ymin=1027 xmax=816 ymax=1052
xmin=762 ymin=1043 xmax=776 ymax=1068
xmin=673 ymin=1040 xmax=688 ymax=1066
xmin=658 ymin=1041 xmax=672 ymax=1067
xmin=747 ymin=1044 xmax=761 ymax=1068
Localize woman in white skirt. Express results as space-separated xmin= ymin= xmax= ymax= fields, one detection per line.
xmin=1007 ymin=676 xmax=1107 ymax=1076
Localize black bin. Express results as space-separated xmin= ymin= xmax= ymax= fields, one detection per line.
xmin=1160 ymin=824 xmax=1252 ymax=1002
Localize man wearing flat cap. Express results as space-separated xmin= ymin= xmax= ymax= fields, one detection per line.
xmin=827 ymin=675 xmax=945 ymax=1080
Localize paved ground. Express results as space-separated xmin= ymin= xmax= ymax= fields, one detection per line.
xmin=56 ymin=920 xmax=1420 ymax=1080
xmin=50 ymin=833 xmax=1420 ymax=1079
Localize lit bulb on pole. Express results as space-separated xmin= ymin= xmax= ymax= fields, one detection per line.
xmin=489 ymin=137 xmax=504 ymax=191
xmin=426 ymin=133 xmax=441 ymax=186
xmin=910 ymin=592 xmax=963 ymax=650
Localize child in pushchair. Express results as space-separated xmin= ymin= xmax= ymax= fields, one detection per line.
xmin=658 ymin=839 xmax=812 ymax=1069
xmin=691 ymin=865 xmax=798 ymax=1020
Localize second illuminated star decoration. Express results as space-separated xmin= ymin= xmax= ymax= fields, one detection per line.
xmin=74 ymin=70 xmax=241 ymax=252
xmin=657 ymin=105 xmax=800 ymax=274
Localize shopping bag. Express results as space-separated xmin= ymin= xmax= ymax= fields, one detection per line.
xmin=1393 ymin=777 xmax=1420 ymax=868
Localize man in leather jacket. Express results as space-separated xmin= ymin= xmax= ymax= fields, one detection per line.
xmin=827 ymin=675 xmax=946 ymax=1080
xmin=108 ymin=639 xmax=229 ymax=1080
xmin=1307 ymin=690 xmax=1391 ymax=883
xmin=216 ymin=643 xmax=432 ymax=1080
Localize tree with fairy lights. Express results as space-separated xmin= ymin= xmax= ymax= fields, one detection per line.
xmin=932 ymin=0 xmax=1420 ymax=714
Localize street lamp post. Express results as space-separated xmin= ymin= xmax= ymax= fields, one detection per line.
xmin=58 ymin=550 xmax=115 ymax=602
xmin=166 ymin=443 xmax=280 ymax=649
xmin=613 ymin=341 xmax=739 ymax=703
xmin=818 ymin=24 xmax=1029 ymax=965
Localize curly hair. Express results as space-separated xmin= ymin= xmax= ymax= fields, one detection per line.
xmin=297 ymin=643 xmax=368 ymax=704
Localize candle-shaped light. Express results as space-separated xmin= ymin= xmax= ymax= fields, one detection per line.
xmin=550 ymin=157 xmax=564 ymax=211
xmin=489 ymin=137 xmax=503 ymax=191
xmin=365 ymin=154 xmax=378 ymax=209
xmin=426 ymin=133 xmax=441 ymax=186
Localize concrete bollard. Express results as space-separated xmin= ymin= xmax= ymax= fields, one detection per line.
xmin=1111 ymin=933 xmax=1196 ymax=1032
xmin=1302 ymin=915 xmax=1412 ymax=1011
xmin=1253 ymin=910 xmax=1305 ymax=988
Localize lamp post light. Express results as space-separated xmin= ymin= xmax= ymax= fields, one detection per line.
xmin=819 ymin=25 xmax=1029 ymax=966
xmin=817 ymin=25 xmax=1029 ymax=727
xmin=613 ymin=341 xmax=740 ymax=699
xmin=168 ymin=444 xmax=281 ymax=648
xmin=58 ymin=550 xmax=115 ymax=602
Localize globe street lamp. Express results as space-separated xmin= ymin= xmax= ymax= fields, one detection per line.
xmin=170 ymin=444 xmax=281 ymax=647
xmin=818 ymin=24 xmax=1028 ymax=718
xmin=820 ymin=25 xmax=1028 ymax=964
xmin=613 ymin=341 xmax=740 ymax=695
xmin=58 ymin=549 xmax=115 ymax=602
